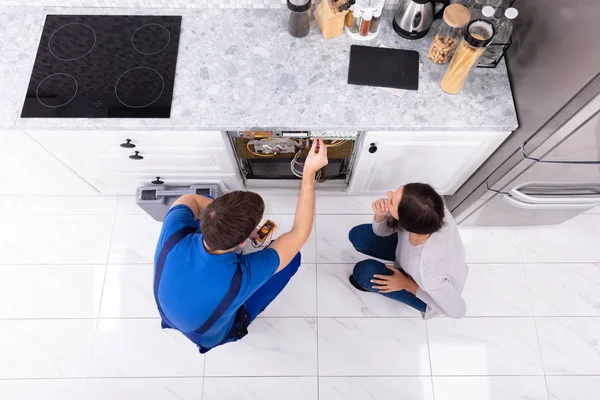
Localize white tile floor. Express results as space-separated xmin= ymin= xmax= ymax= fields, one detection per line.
xmin=1 ymin=194 xmax=600 ymax=400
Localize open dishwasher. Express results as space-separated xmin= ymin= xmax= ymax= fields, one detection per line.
xmin=227 ymin=130 xmax=362 ymax=189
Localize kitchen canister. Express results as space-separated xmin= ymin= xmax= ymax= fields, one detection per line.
xmin=428 ymin=4 xmax=471 ymax=64
xmin=288 ymin=0 xmax=312 ymax=38
xmin=440 ymin=19 xmax=495 ymax=94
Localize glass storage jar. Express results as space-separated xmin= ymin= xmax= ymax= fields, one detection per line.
xmin=440 ymin=19 xmax=495 ymax=94
xmin=287 ymin=0 xmax=311 ymax=38
xmin=428 ymin=4 xmax=471 ymax=64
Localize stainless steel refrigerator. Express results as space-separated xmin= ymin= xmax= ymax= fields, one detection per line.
xmin=446 ymin=0 xmax=600 ymax=226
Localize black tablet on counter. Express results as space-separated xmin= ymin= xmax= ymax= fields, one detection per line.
xmin=348 ymin=45 xmax=419 ymax=91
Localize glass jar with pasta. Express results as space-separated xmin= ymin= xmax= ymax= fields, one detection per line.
xmin=440 ymin=19 xmax=495 ymax=94
xmin=428 ymin=4 xmax=471 ymax=65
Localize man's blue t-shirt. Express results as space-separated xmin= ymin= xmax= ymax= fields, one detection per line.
xmin=154 ymin=204 xmax=280 ymax=349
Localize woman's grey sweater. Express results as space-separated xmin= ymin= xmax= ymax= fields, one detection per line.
xmin=372 ymin=210 xmax=468 ymax=319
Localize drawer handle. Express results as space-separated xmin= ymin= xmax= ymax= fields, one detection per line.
xmin=129 ymin=151 xmax=144 ymax=160
xmin=151 ymin=177 xmax=164 ymax=185
xmin=120 ymin=139 xmax=136 ymax=148
xmin=368 ymin=143 xmax=378 ymax=154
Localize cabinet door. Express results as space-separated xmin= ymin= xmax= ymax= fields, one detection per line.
xmin=27 ymin=130 xmax=234 ymax=175
xmin=0 ymin=130 xmax=96 ymax=195
xmin=25 ymin=130 xmax=239 ymax=194
xmin=349 ymin=131 xmax=509 ymax=195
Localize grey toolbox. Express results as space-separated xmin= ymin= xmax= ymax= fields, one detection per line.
xmin=136 ymin=184 xmax=223 ymax=221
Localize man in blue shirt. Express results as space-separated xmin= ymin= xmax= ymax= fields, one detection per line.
xmin=153 ymin=139 xmax=328 ymax=353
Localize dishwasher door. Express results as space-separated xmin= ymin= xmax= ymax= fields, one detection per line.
xmin=135 ymin=184 xmax=222 ymax=221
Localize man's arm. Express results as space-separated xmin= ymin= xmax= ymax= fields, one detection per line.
xmin=270 ymin=139 xmax=328 ymax=272
xmin=171 ymin=194 xmax=213 ymax=218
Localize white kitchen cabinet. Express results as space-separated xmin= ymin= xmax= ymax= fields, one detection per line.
xmin=27 ymin=130 xmax=233 ymax=173
xmin=0 ymin=130 xmax=96 ymax=195
xmin=26 ymin=130 xmax=241 ymax=195
xmin=349 ymin=131 xmax=510 ymax=195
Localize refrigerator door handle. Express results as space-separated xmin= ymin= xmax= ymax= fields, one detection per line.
xmin=502 ymin=195 xmax=599 ymax=210
xmin=508 ymin=182 xmax=600 ymax=205
xmin=520 ymin=143 xmax=600 ymax=165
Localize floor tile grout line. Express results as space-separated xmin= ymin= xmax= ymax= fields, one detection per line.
xmin=83 ymin=212 xmax=118 ymax=380
xmin=524 ymin=267 xmax=552 ymax=400
xmin=112 ymin=196 xmax=120 ymax=216
xmin=0 ymin=263 xmax=112 ymax=267
xmin=200 ymin=355 xmax=207 ymax=400
xmin=3 ymin=260 xmax=597 ymax=268
xmin=425 ymin=320 xmax=436 ymax=400
xmin=520 ymin=264 xmax=537 ymax=318
xmin=314 ymin=261 xmax=600 ymax=265
xmin=94 ymin=265 xmax=109 ymax=321
xmin=514 ymin=225 xmax=526 ymax=265
xmin=104 ymin=213 xmax=118 ymax=266
xmin=4 ymin=315 xmax=600 ymax=321
xmin=13 ymin=194 xmax=19 ymax=215
xmin=3 ymin=374 xmax=600 ymax=381
xmin=314 ymin=213 xmax=321 ymax=400
xmin=2 ymin=315 xmax=599 ymax=321
xmin=0 ymin=263 xmax=152 ymax=267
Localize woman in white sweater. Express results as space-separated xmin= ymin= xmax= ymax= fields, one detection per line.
xmin=349 ymin=183 xmax=468 ymax=319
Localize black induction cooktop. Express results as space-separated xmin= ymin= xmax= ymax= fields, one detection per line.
xmin=21 ymin=15 xmax=182 ymax=118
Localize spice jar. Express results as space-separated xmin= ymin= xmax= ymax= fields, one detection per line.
xmin=440 ymin=19 xmax=495 ymax=94
xmin=428 ymin=4 xmax=471 ymax=64
xmin=287 ymin=0 xmax=311 ymax=38
xmin=345 ymin=5 xmax=355 ymax=28
xmin=348 ymin=7 xmax=362 ymax=33
xmin=369 ymin=8 xmax=382 ymax=33
xmin=359 ymin=9 xmax=373 ymax=36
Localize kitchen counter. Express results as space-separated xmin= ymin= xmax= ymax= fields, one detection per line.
xmin=0 ymin=6 xmax=518 ymax=132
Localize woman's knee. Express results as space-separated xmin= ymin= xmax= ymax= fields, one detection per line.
xmin=348 ymin=224 xmax=373 ymax=250
xmin=352 ymin=259 xmax=385 ymax=289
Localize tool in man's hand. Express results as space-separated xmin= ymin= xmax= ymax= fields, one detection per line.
xmin=251 ymin=219 xmax=277 ymax=247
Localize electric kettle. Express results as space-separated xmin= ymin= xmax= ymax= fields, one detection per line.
xmin=393 ymin=0 xmax=449 ymax=39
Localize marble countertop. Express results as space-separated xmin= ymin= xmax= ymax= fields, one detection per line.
xmin=0 ymin=6 xmax=518 ymax=132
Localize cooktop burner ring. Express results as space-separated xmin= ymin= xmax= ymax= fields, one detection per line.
xmin=48 ymin=22 xmax=97 ymax=61
xmin=115 ymin=66 xmax=165 ymax=109
xmin=132 ymin=23 xmax=171 ymax=55
xmin=36 ymin=72 xmax=78 ymax=108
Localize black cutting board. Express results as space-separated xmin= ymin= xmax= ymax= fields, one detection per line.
xmin=348 ymin=45 xmax=419 ymax=90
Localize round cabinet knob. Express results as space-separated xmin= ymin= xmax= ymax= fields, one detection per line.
xmin=368 ymin=143 xmax=378 ymax=154
xmin=129 ymin=151 xmax=144 ymax=160
xmin=120 ymin=139 xmax=136 ymax=148
xmin=151 ymin=177 xmax=164 ymax=185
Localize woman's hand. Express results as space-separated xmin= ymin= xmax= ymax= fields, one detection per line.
xmin=372 ymin=198 xmax=391 ymax=223
xmin=371 ymin=265 xmax=419 ymax=294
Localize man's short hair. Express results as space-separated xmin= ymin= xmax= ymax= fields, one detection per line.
xmin=200 ymin=191 xmax=265 ymax=251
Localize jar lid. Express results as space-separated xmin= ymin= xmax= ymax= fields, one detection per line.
xmin=482 ymin=6 xmax=495 ymax=18
xmin=464 ymin=19 xmax=495 ymax=47
xmin=287 ymin=0 xmax=310 ymax=12
xmin=443 ymin=4 xmax=471 ymax=28
xmin=505 ymin=7 xmax=519 ymax=19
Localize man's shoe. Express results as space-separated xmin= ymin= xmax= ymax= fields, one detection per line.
xmin=349 ymin=275 xmax=369 ymax=292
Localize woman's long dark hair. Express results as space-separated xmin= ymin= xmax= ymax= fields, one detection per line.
xmin=388 ymin=183 xmax=446 ymax=234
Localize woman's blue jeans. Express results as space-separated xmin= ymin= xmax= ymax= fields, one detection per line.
xmin=349 ymin=224 xmax=427 ymax=313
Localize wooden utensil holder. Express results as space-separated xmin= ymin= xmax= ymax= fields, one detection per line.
xmin=315 ymin=0 xmax=350 ymax=39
